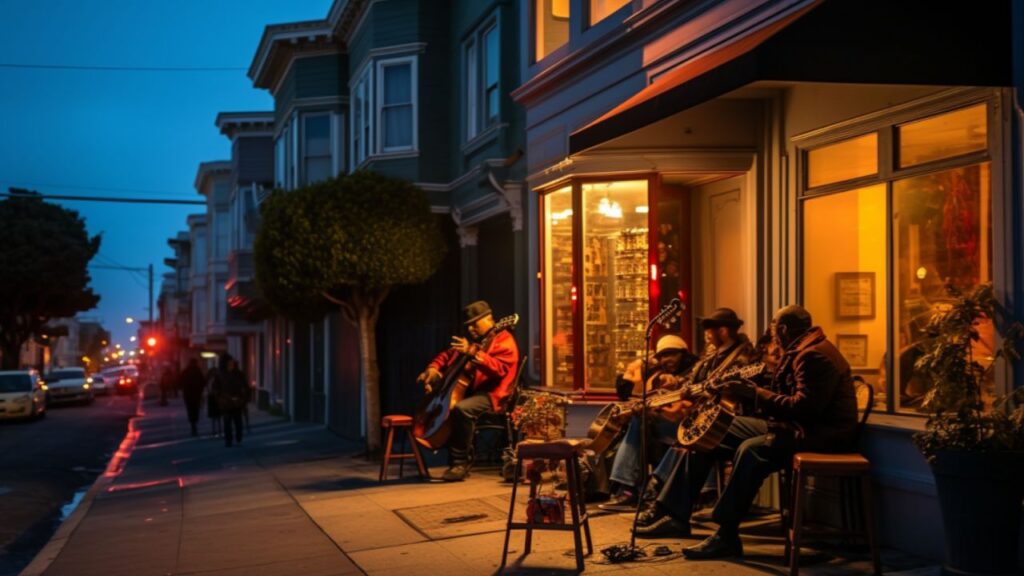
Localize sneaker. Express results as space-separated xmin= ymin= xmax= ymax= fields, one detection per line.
xmin=635 ymin=502 xmax=667 ymax=527
xmin=682 ymin=531 xmax=743 ymax=559
xmin=633 ymin=515 xmax=692 ymax=538
xmin=442 ymin=464 xmax=470 ymax=482
xmin=598 ymin=489 xmax=638 ymax=511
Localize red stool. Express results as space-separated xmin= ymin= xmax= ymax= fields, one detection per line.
xmin=379 ymin=415 xmax=429 ymax=483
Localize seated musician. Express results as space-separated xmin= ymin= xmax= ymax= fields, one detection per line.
xmin=652 ymin=305 xmax=857 ymax=559
xmin=597 ymin=333 xmax=698 ymax=511
xmin=416 ymin=301 xmax=519 ymax=482
xmin=631 ymin=308 xmax=758 ymax=535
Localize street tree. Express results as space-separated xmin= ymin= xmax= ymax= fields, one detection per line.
xmin=255 ymin=171 xmax=446 ymax=451
xmin=0 ymin=190 xmax=101 ymax=369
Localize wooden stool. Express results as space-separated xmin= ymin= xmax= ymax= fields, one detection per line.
xmin=787 ymin=452 xmax=881 ymax=576
xmin=500 ymin=439 xmax=593 ymax=572
xmin=379 ymin=415 xmax=429 ymax=483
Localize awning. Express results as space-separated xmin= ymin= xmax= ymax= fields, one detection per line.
xmin=570 ymin=0 xmax=1014 ymax=154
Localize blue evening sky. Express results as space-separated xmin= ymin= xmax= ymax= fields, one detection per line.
xmin=0 ymin=0 xmax=331 ymax=349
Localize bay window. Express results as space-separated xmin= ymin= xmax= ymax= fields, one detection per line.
xmin=800 ymin=99 xmax=994 ymax=414
xmin=535 ymin=0 xmax=569 ymax=61
xmin=377 ymin=57 xmax=416 ymax=152
xmin=351 ymin=69 xmax=372 ymax=166
xmin=465 ymin=18 xmax=501 ymax=142
xmin=302 ymin=113 xmax=332 ymax=185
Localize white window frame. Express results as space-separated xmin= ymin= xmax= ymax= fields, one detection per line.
xmin=481 ymin=21 xmax=500 ymax=127
xmin=375 ymin=55 xmax=418 ymax=154
xmin=463 ymin=14 xmax=500 ymax=143
xmin=350 ymin=67 xmax=373 ymax=168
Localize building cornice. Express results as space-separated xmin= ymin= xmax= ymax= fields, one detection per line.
xmin=216 ymin=112 xmax=275 ymax=140
xmin=248 ymin=20 xmax=336 ymax=90
xmin=194 ymin=161 xmax=232 ymax=195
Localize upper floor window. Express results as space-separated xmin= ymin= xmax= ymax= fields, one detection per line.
xmin=465 ymin=19 xmax=501 ymax=141
xmin=303 ymin=113 xmax=333 ymax=185
xmin=377 ymin=57 xmax=417 ymax=152
xmin=351 ymin=69 xmax=373 ymax=167
xmin=535 ymin=0 xmax=569 ymax=61
xmin=274 ymin=133 xmax=286 ymax=189
xmin=589 ymin=0 xmax=629 ymax=25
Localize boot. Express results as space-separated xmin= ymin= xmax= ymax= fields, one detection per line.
xmin=443 ymin=449 xmax=471 ymax=482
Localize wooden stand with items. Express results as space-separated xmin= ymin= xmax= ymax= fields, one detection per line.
xmin=500 ymin=439 xmax=593 ymax=572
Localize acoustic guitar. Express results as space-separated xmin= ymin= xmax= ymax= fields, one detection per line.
xmin=413 ymin=314 xmax=518 ymax=450
xmin=676 ymin=362 xmax=766 ymax=451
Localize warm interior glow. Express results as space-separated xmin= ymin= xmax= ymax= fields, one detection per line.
xmin=898 ymin=104 xmax=987 ymax=167
xmin=590 ymin=0 xmax=629 ymax=25
xmin=807 ymin=133 xmax=878 ymax=188
xmin=535 ymin=0 xmax=569 ymax=61
xmin=543 ymin=186 xmax=574 ymax=389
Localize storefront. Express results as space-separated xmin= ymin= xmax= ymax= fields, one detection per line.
xmin=516 ymin=0 xmax=1020 ymax=559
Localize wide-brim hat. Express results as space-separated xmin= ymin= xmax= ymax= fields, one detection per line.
xmin=700 ymin=307 xmax=744 ymax=329
xmin=463 ymin=300 xmax=493 ymax=325
xmin=655 ymin=334 xmax=687 ymax=356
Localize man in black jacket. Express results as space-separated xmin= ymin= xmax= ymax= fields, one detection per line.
xmin=665 ymin=305 xmax=856 ymax=559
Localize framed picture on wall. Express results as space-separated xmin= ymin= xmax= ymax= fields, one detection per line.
xmin=835 ymin=272 xmax=876 ymax=319
xmin=836 ymin=334 xmax=869 ymax=368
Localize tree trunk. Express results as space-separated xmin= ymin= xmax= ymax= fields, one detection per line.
xmin=357 ymin=305 xmax=382 ymax=452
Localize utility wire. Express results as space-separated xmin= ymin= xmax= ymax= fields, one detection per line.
xmin=0 ymin=63 xmax=246 ymax=72
xmin=0 ymin=191 xmax=204 ymax=205
xmin=0 ymin=180 xmax=196 ymax=198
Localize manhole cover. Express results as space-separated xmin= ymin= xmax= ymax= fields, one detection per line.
xmin=396 ymin=497 xmax=512 ymax=539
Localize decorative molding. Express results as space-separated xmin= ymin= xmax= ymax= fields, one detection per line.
xmin=501 ymin=182 xmax=524 ymax=231
xmin=456 ymin=225 xmax=478 ymax=247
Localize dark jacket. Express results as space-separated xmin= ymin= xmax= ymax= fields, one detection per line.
xmin=220 ymin=369 xmax=248 ymax=413
xmin=179 ymin=365 xmax=205 ymax=402
xmin=755 ymin=327 xmax=858 ymax=452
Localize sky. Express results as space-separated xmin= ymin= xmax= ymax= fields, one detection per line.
xmin=0 ymin=0 xmax=332 ymax=349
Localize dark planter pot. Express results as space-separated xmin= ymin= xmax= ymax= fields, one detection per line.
xmin=931 ymin=450 xmax=1024 ymax=576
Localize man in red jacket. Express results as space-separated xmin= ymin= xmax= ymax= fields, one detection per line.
xmin=417 ymin=301 xmax=519 ymax=481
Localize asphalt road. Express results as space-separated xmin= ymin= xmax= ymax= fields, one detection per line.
xmin=0 ymin=393 xmax=138 ymax=576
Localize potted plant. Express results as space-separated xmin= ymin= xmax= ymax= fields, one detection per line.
xmin=912 ymin=283 xmax=1024 ymax=576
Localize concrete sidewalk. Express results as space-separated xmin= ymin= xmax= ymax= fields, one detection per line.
xmin=23 ymin=399 xmax=936 ymax=575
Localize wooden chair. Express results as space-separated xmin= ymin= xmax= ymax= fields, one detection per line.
xmin=500 ymin=438 xmax=593 ymax=572
xmin=785 ymin=379 xmax=881 ymax=575
xmin=378 ymin=414 xmax=429 ymax=483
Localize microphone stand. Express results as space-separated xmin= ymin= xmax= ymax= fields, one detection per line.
xmin=628 ymin=299 xmax=682 ymax=552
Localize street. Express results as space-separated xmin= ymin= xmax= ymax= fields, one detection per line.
xmin=0 ymin=394 xmax=137 ymax=576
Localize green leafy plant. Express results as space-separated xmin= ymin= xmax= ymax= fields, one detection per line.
xmin=912 ymin=283 xmax=1024 ymax=461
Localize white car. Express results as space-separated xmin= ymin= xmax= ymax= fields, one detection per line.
xmin=44 ymin=367 xmax=95 ymax=405
xmin=88 ymin=371 xmax=110 ymax=395
xmin=0 ymin=370 xmax=47 ymax=420
xmin=101 ymin=365 xmax=140 ymax=395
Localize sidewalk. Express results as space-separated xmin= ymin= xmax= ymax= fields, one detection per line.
xmin=23 ymin=399 xmax=938 ymax=576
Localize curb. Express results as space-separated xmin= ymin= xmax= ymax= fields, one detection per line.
xmin=18 ymin=395 xmax=145 ymax=576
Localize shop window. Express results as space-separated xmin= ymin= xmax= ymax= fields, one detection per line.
xmin=807 ymin=133 xmax=878 ymax=188
xmin=800 ymin=100 xmax=995 ymax=416
xmin=802 ymin=184 xmax=888 ymax=409
xmin=898 ymin=104 xmax=987 ymax=168
xmin=543 ymin=186 xmax=574 ymax=389
xmin=535 ymin=0 xmax=569 ymax=61
xmin=892 ymin=163 xmax=992 ymax=412
xmin=581 ymin=180 xmax=649 ymax=389
xmin=590 ymin=0 xmax=630 ymax=25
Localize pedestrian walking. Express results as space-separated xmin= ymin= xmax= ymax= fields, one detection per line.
xmin=159 ymin=365 xmax=175 ymax=406
xmin=179 ymin=359 xmax=205 ymax=437
xmin=221 ymin=357 xmax=248 ymax=447
xmin=207 ymin=357 xmax=224 ymax=437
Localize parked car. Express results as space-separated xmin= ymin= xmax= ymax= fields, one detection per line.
xmin=102 ymin=365 xmax=139 ymax=396
xmin=88 ymin=371 xmax=110 ymax=395
xmin=0 ymin=370 xmax=47 ymax=420
xmin=44 ymin=367 xmax=94 ymax=405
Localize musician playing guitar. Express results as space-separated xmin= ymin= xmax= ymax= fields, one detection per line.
xmin=632 ymin=307 xmax=759 ymax=536
xmin=597 ymin=334 xmax=699 ymax=511
xmin=656 ymin=305 xmax=857 ymax=560
xmin=416 ymin=301 xmax=519 ymax=482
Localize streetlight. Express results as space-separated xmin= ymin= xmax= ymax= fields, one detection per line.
xmin=125 ymin=317 xmax=135 ymax=324
xmin=130 ymin=336 xmax=137 ymax=343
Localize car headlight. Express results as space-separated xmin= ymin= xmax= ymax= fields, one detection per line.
xmin=86 ymin=376 xmax=94 ymax=384
xmin=83 ymin=382 xmax=91 ymax=390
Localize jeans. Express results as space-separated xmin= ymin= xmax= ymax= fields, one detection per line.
xmin=448 ymin=392 xmax=495 ymax=465
xmin=223 ymin=410 xmax=244 ymax=446
xmin=608 ymin=414 xmax=680 ymax=490
xmin=657 ymin=416 xmax=787 ymax=532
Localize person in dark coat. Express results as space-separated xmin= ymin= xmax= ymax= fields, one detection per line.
xmin=654 ymin=305 xmax=856 ymax=560
xmin=179 ymin=359 xmax=206 ymax=437
xmin=220 ymin=357 xmax=248 ymax=447
xmin=207 ymin=357 xmax=224 ymax=437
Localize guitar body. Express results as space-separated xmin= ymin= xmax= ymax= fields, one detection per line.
xmin=413 ymin=314 xmax=519 ymax=450
xmin=677 ymin=395 xmax=737 ymax=452
xmin=586 ymin=403 xmax=630 ymax=454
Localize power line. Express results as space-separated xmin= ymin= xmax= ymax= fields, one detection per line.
xmin=0 ymin=191 xmax=204 ymax=205
xmin=0 ymin=180 xmax=196 ymax=198
xmin=0 ymin=63 xmax=246 ymax=72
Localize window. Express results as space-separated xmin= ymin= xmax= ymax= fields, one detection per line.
xmin=303 ymin=114 xmax=332 ymax=185
xmin=543 ymin=186 xmax=574 ymax=389
xmin=800 ymin=102 xmax=994 ymax=414
xmin=351 ymin=69 xmax=372 ymax=166
xmin=465 ymin=20 xmax=501 ymax=141
xmin=377 ymin=58 xmax=416 ymax=151
xmin=274 ymin=134 xmax=286 ymax=188
xmin=215 ymin=209 xmax=229 ymax=259
xmin=589 ymin=0 xmax=630 ymax=25
xmin=535 ymin=0 xmax=569 ymax=61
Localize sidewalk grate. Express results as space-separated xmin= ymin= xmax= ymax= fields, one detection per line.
xmin=395 ymin=497 xmax=511 ymax=540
